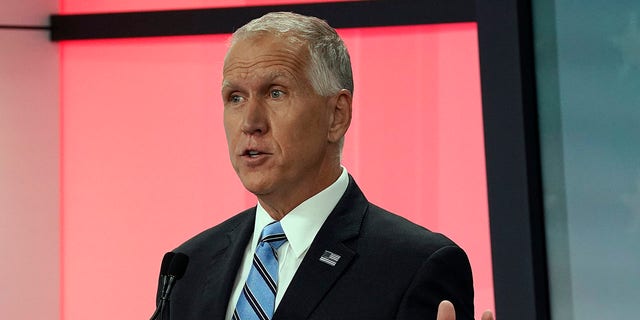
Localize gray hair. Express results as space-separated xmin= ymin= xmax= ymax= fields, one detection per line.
xmin=229 ymin=12 xmax=353 ymax=97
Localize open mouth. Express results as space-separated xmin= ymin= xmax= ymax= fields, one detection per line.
xmin=243 ymin=150 xmax=265 ymax=158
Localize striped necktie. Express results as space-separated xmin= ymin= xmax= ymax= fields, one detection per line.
xmin=233 ymin=221 xmax=288 ymax=320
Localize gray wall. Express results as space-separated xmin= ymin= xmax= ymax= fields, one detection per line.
xmin=534 ymin=1 xmax=640 ymax=319
xmin=0 ymin=1 xmax=60 ymax=318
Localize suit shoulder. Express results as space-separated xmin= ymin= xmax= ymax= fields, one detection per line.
xmin=363 ymin=203 xmax=460 ymax=255
xmin=173 ymin=208 xmax=254 ymax=255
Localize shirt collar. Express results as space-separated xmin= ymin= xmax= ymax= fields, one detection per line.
xmin=253 ymin=167 xmax=349 ymax=258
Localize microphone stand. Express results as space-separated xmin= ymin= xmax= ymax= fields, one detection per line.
xmin=150 ymin=275 xmax=179 ymax=320
xmin=150 ymin=275 xmax=170 ymax=320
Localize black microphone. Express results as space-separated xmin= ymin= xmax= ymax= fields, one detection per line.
xmin=161 ymin=253 xmax=189 ymax=300
xmin=159 ymin=252 xmax=176 ymax=294
xmin=150 ymin=252 xmax=189 ymax=320
xmin=150 ymin=252 xmax=175 ymax=320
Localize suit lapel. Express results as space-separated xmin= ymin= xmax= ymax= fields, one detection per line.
xmin=199 ymin=209 xmax=255 ymax=319
xmin=274 ymin=176 xmax=368 ymax=320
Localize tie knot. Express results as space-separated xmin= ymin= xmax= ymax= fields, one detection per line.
xmin=260 ymin=221 xmax=287 ymax=250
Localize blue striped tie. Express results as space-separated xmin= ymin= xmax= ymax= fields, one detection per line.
xmin=233 ymin=221 xmax=288 ymax=320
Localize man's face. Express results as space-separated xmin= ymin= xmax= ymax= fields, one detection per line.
xmin=222 ymin=34 xmax=337 ymax=204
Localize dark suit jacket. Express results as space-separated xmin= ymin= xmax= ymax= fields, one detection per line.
xmin=159 ymin=176 xmax=474 ymax=319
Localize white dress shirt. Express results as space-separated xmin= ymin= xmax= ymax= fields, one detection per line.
xmin=225 ymin=167 xmax=349 ymax=320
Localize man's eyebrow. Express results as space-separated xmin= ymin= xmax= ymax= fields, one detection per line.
xmin=221 ymin=80 xmax=235 ymax=91
xmin=221 ymin=71 xmax=294 ymax=92
xmin=268 ymin=71 xmax=291 ymax=81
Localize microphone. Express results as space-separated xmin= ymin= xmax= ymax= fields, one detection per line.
xmin=150 ymin=252 xmax=189 ymax=320
xmin=151 ymin=252 xmax=175 ymax=320
xmin=161 ymin=253 xmax=189 ymax=300
xmin=159 ymin=252 xmax=175 ymax=297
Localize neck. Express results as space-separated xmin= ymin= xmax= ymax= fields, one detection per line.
xmin=257 ymin=165 xmax=342 ymax=220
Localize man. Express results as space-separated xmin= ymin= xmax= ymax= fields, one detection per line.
xmin=156 ymin=12 xmax=485 ymax=320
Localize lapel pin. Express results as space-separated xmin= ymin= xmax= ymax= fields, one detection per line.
xmin=319 ymin=250 xmax=341 ymax=266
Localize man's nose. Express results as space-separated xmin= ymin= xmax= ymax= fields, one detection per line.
xmin=240 ymin=98 xmax=268 ymax=135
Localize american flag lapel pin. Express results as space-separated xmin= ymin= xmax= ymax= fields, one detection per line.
xmin=319 ymin=250 xmax=341 ymax=266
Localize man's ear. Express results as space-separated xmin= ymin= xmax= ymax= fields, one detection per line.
xmin=327 ymin=89 xmax=352 ymax=143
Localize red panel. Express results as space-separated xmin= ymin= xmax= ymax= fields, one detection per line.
xmin=341 ymin=24 xmax=493 ymax=315
xmin=61 ymin=0 xmax=357 ymax=14
xmin=61 ymin=23 xmax=492 ymax=319
xmin=60 ymin=35 xmax=251 ymax=320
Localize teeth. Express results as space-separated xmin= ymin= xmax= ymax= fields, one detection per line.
xmin=248 ymin=151 xmax=259 ymax=157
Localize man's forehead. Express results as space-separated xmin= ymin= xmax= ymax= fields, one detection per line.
xmin=222 ymin=70 xmax=293 ymax=88
xmin=225 ymin=34 xmax=308 ymax=63
xmin=223 ymin=44 xmax=308 ymax=79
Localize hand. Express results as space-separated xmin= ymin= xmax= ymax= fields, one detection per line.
xmin=436 ymin=300 xmax=494 ymax=320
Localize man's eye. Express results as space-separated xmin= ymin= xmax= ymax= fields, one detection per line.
xmin=230 ymin=95 xmax=243 ymax=103
xmin=270 ymin=89 xmax=284 ymax=99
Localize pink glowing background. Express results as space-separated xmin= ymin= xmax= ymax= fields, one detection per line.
xmin=60 ymin=0 xmax=359 ymax=14
xmin=58 ymin=5 xmax=492 ymax=318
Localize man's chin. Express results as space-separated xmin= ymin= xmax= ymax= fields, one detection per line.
xmin=239 ymin=180 xmax=271 ymax=196
xmin=236 ymin=169 xmax=281 ymax=196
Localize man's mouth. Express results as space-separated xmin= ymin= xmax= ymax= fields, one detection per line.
xmin=243 ymin=150 xmax=266 ymax=158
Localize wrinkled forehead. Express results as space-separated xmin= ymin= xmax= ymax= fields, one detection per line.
xmin=223 ymin=34 xmax=310 ymax=78
xmin=224 ymin=32 xmax=309 ymax=65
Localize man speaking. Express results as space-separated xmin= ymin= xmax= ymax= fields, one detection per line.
xmin=155 ymin=11 xmax=478 ymax=320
